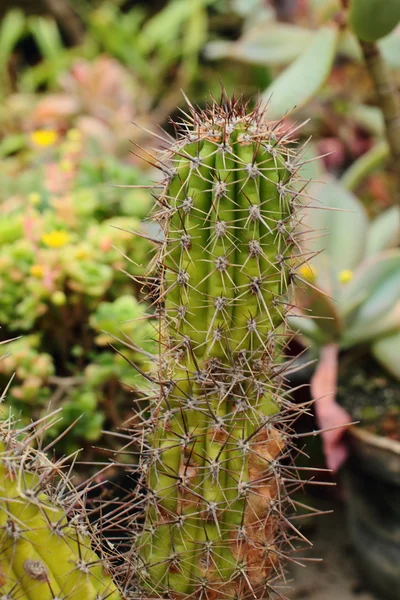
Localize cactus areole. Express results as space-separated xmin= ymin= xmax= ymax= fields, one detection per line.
xmin=132 ymin=96 xmax=311 ymax=599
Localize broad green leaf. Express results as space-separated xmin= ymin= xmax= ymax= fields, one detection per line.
xmin=366 ymin=206 xmax=400 ymax=256
xmin=341 ymin=251 xmax=400 ymax=345
xmin=342 ymin=250 xmax=400 ymax=311
xmin=295 ymin=284 xmax=342 ymax=339
xmin=300 ymin=177 xmax=368 ymax=293
xmin=262 ymin=26 xmax=339 ymax=119
xmin=372 ymin=329 xmax=400 ymax=380
xmin=356 ymin=300 xmax=400 ymax=341
xmin=345 ymin=277 xmax=400 ymax=342
xmin=341 ymin=142 xmax=389 ymax=191
xmin=205 ymin=23 xmax=312 ymax=66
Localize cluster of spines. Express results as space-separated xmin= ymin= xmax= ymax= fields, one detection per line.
xmin=104 ymin=96 xmax=319 ymax=600
xmin=0 ymin=415 xmax=123 ymax=600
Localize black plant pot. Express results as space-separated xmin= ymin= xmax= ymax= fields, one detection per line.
xmin=284 ymin=352 xmax=400 ymax=599
xmin=345 ymin=428 xmax=400 ymax=600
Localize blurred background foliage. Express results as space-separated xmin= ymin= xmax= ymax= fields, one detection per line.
xmin=0 ymin=0 xmax=399 ymax=458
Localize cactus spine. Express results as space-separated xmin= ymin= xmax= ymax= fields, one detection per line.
xmin=129 ymin=96 xmax=311 ymax=599
xmin=0 ymin=418 xmax=123 ymax=600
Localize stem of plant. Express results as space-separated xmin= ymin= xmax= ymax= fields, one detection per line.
xmin=359 ymin=40 xmax=400 ymax=206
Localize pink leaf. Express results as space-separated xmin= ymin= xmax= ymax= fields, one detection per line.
xmin=311 ymin=343 xmax=352 ymax=472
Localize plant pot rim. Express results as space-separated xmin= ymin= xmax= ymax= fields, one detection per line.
xmin=348 ymin=425 xmax=400 ymax=484
xmin=348 ymin=425 xmax=400 ymax=455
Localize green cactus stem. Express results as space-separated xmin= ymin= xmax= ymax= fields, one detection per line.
xmin=129 ymin=95 xmax=313 ymax=599
xmin=0 ymin=418 xmax=123 ymax=600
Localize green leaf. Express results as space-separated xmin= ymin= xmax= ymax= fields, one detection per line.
xmin=139 ymin=0 xmax=211 ymax=53
xmin=292 ymin=283 xmax=342 ymax=340
xmin=341 ymin=251 xmax=400 ymax=345
xmin=348 ymin=103 xmax=385 ymax=136
xmin=287 ymin=314 xmax=331 ymax=345
xmin=0 ymin=9 xmax=25 ymax=65
xmin=371 ymin=329 xmax=400 ymax=380
xmin=182 ymin=4 xmax=208 ymax=80
xmin=379 ymin=25 xmax=400 ymax=70
xmin=28 ymin=16 xmax=64 ymax=62
xmin=300 ymin=177 xmax=368 ymax=290
xmin=205 ymin=23 xmax=312 ymax=66
xmin=337 ymin=29 xmax=363 ymax=62
xmin=0 ymin=134 xmax=26 ymax=157
xmin=341 ymin=141 xmax=389 ymax=191
xmin=366 ymin=206 xmax=400 ymax=256
xmin=262 ymin=26 xmax=339 ymax=119
xmin=340 ymin=25 xmax=400 ymax=71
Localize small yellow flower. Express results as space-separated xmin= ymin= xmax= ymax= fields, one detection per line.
xmin=298 ymin=264 xmax=317 ymax=283
xmin=66 ymin=128 xmax=82 ymax=142
xmin=41 ymin=230 xmax=69 ymax=248
xmin=74 ymin=248 xmax=90 ymax=260
xmin=28 ymin=192 xmax=41 ymax=206
xmin=30 ymin=129 xmax=58 ymax=147
xmin=30 ymin=264 xmax=44 ymax=278
xmin=338 ymin=269 xmax=353 ymax=284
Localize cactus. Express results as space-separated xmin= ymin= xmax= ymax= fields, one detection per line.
xmin=0 ymin=416 xmax=123 ymax=600
xmin=126 ymin=95 xmax=313 ymax=599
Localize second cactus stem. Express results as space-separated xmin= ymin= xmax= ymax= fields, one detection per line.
xmin=132 ymin=96 xmax=309 ymax=599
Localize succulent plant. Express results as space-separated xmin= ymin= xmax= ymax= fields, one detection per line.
xmin=0 ymin=129 xmax=156 ymax=452
xmin=289 ymin=176 xmax=400 ymax=380
xmin=348 ymin=0 xmax=400 ymax=43
xmin=0 ymin=416 xmax=123 ymax=600
xmin=123 ymin=95 xmax=314 ymax=599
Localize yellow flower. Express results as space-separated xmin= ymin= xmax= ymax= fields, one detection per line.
xmin=298 ymin=264 xmax=317 ymax=283
xmin=28 ymin=192 xmax=41 ymax=206
xmin=30 ymin=129 xmax=58 ymax=147
xmin=30 ymin=264 xmax=44 ymax=278
xmin=42 ymin=230 xmax=69 ymax=248
xmin=338 ymin=269 xmax=353 ymax=284
xmin=74 ymin=247 xmax=90 ymax=260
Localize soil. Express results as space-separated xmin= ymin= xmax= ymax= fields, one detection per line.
xmin=289 ymin=499 xmax=377 ymax=600
xmin=337 ymin=357 xmax=400 ymax=441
